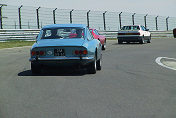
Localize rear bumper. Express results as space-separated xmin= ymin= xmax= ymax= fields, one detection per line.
xmin=29 ymin=57 xmax=94 ymax=61
xmin=117 ymin=36 xmax=142 ymax=42
xmin=29 ymin=56 xmax=94 ymax=67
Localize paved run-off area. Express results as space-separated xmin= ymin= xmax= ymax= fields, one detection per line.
xmin=0 ymin=38 xmax=176 ymax=118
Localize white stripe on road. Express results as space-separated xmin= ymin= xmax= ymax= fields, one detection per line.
xmin=155 ymin=57 xmax=176 ymax=71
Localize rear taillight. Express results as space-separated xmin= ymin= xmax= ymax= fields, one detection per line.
xmin=75 ymin=50 xmax=79 ymax=55
xmin=74 ymin=50 xmax=88 ymax=55
xmin=39 ymin=51 xmax=45 ymax=56
xmin=31 ymin=51 xmax=36 ymax=56
xmin=82 ymin=50 xmax=88 ymax=55
xmin=31 ymin=51 xmax=45 ymax=56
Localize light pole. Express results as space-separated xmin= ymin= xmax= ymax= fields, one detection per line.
xmin=18 ymin=5 xmax=23 ymax=29
xmin=119 ymin=12 xmax=122 ymax=29
xmin=103 ymin=11 xmax=107 ymax=30
xmin=155 ymin=16 xmax=159 ymax=30
xmin=0 ymin=4 xmax=7 ymax=29
xmin=70 ymin=9 xmax=74 ymax=24
xmin=87 ymin=10 xmax=90 ymax=28
xmin=166 ymin=16 xmax=169 ymax=31
xmin=53 ymin=8 xmax=57 ymax=24
xmin=36 ymin=7 xmax=41 ymax=29
xmin=144 ymin=14 xmax=148 ymax=28
xmin=132 ymin=13 xmax=136 ymax=25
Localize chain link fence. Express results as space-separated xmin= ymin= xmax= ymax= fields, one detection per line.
xmin=0 ymin=4 xmax=176 ymax=31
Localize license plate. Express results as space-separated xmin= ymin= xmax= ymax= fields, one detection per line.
xmin=54 ymin=49 xmax=65 ymax=56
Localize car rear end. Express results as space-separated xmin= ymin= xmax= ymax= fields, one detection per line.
xmin=117 ymin=26 xmax=143 ymax=43
xmin=117 ymin=31 xmax=142 ymax=42
xmin=29 ymin=24 xmax=94 ymax=73
xmin=30 ymin=45 xmax=94 ymax=68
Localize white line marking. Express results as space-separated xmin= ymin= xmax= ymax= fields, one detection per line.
xmin=155 ymin=57 xmax=176 ymax=71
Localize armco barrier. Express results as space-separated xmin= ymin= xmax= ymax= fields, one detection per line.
xmin=0 ymin=29 xmax=40 ymax=41
xmin=0 ymin=29 xmax=174 ymax=41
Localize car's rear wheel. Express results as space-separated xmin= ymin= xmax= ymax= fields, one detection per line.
xmin=97 ymin=55 xmax=102 ymax=70
xmin=118 ymin=39 xmax=122 ymax=44
xmin=31 ymin=62 xmax=41 ymax=74
xmin=139 ymin=36 xmax=145 ymax=44
xmin=88 ymin=55 xmax=97 ymax=74
xmin=102 ymin=40 xmax=106 ymax=50
xmin=147 ymin=35 xmax=151 ymax=43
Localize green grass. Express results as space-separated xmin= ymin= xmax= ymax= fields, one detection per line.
xmin=0 ymin=40 xmax=35 ymax=49
xmin=0 ymin=38 xmax=117 ymax=49
xmin=107 ymin=38 xmax=117 ymax=40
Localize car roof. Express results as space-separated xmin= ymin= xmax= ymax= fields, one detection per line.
xmin=42 ymin=24 xmax=87 ymax=29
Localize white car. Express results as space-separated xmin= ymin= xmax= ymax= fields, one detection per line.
xmin=117 ymin=25 xmax=151 ymax=44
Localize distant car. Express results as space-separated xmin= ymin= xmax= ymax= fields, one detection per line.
xmin=29 ymin=24 xmax=102 ymax=74
xmin=89 ymin=28 xmax=106 ymax=50
xmin=117 ymin=25 xmax=151 ymax=44
xmin=173 ymin=28 xmax=176 ymax=38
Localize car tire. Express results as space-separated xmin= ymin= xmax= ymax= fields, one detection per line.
xmin=147 ymin=35 xmax=151 ymax=43
xmin=139 ymin=36 xmax=145 ymax=44
xmin=88 ymin=56 xmax=97 ymax=74
xmin=31 ymin=63 xmax=41 ymax=74
xmin=102 ymin=40 xmax=106 ymax=50
xmin=118 ymin=39 xmax=122 ymax=44
xmin=97 ymin=55 xmax=102 ymax=70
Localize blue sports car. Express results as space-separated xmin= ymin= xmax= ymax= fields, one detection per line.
xmin=29 ymin=24 xmax=102 ymax=74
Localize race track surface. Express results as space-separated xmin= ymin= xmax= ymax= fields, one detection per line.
xmin=0 ymin=38 xmax=176 ymax=118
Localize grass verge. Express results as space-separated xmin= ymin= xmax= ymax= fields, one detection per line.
xmin=0 ymin=38 xmax=117 ymax=49
xmin=0 ymin=40 xmax=35 ymax=49
xmin=107 ymin=38 xmax=117 ymax=40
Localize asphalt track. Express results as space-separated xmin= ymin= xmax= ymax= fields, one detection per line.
xmin=0 ymin=38 xmax=176 ymax=118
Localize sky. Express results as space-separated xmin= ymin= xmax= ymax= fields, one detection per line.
xmin=1 ymin=0 xmax=176 ymax=17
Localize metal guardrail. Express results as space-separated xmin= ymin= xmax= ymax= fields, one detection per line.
xmin=0 ymin=29 xmax=174 ymax=41
xmin=0 ymin=29 xmax=40 ymax=41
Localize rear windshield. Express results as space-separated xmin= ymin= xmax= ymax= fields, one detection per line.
xmin=40 ymin=27 xmax=84 ymax=39
xmin=121 ymin=26 xmax=140 ymax=30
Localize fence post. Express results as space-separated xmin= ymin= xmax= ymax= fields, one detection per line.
xmin=70 ymin=9 xmax=74 ymax=24
xmin=103 ymin=11 xmax=107 ymax=31
xmin=87 ymin=10 xmax=90 ymax=28
xmin=36 ymin=7 xmax=41 ymax=29
xmin=119 ymin=12 xmax=122 ymax=29
xmin=53 ymin=8 xmax=57 ymax=24
xmin=132 ymin=13 xmax=136 ymax=25
xmin=144 ymin=14 xmax=148 ymax=28
xmin=166 ymin=16 xmax=169 ymax=31
xmin=155 ymin=16 xmax=159 ymax=30
xmin=0 ymin=6 xmax=2 ymax=29
xmin=18 ymin=5 xmax=23 ymax=29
